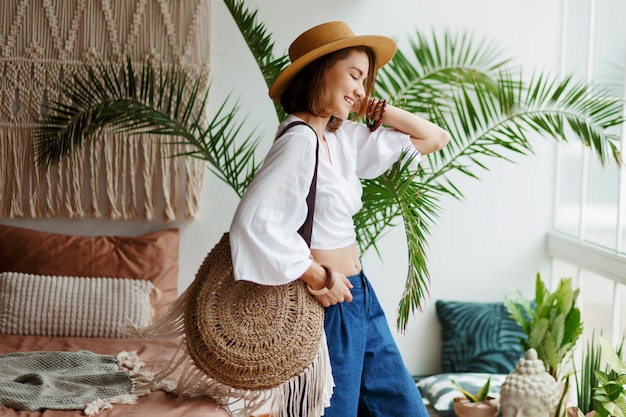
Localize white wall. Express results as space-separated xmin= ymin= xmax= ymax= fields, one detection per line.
xmin=0 ymin=0 xmax=564 ymax=376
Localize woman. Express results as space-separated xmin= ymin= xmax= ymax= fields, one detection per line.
xmin=230 ymin=21 xmax=450 ymax=416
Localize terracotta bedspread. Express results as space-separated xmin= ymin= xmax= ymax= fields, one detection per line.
xmin=0 ymin=335 xmax=230 ymax=417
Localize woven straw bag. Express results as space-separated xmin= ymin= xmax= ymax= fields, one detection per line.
xmin=184 ymin=232 xmax=326 ymax=391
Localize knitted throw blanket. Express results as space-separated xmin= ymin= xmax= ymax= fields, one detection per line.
xmin=0 ymin=350 xmax=151 ymax=416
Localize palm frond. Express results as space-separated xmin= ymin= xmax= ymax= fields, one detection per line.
xmin=34 ymin=56 xmax=261 ymax=197
xmin=223 ymin=0 xmax=289 ymax=120
xmin=396 ymin=183 xmax=441 ymax=330
xmin=34 ymin=57 xmax=199 ymax=166
xmin=175 ymin=93 xmax=262 ymax=197
xmin=355 ymin=154 xmax=443 ymax=331
xmin=376 ymin=30 xmax=510 ymax=113
xmin=372 ymin=30 xmax=623 ymax=330
xmin=421 ymin=71 xmax=623 ymax=194
xmin=518 ymin=72 xmax=623 ymax=164
xmin=423 ymin=79 xmax=534 ymax=183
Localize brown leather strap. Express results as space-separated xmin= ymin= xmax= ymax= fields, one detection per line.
xmin=274 ymin=121 xmax=319 ymax=248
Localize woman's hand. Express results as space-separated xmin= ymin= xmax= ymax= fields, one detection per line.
xmin=314 ymin=272 xmax=353 ymax=307
xmin=300 ymin=263 xmax=353 ymax=307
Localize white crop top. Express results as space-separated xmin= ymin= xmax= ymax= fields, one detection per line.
xmin=229 ymin=115 xmax=419 ymax=285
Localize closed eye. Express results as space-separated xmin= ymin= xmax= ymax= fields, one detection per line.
xmin=350 ymin=67 xmax=364 ymax=79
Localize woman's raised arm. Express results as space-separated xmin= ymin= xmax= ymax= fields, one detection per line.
xmin=377 ymin=102 xmax=450 ymax=156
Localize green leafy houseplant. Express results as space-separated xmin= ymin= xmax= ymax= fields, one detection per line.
xmin=570 ymin=335 xmax=625 ymax=417
xmin=34 ymin=0 xmax=624 ymax=331
xmin=503 ymin=273 xmax=583 ymax=379
xmin=593 ymin=336 xmax=626 ymax=417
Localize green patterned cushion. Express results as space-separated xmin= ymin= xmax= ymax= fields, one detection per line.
xmin=436 ymin=300 xmax=526 ymax=374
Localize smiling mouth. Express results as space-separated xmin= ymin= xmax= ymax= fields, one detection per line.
xmin=344 ymin=96 xmax=355 ymax=107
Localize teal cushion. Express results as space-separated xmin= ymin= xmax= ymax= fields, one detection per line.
xmin=436 ymin=300 xmax=526 ymax=374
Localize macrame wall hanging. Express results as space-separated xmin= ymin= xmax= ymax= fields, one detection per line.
xmin=0 ymin=0 xmax=210 ymax=220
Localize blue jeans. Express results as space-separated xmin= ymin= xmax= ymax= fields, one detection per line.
xmin=323 ymin=269 xmax=429 ymax=417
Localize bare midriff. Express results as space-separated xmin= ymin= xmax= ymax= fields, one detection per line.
xmin=311 ymin=242 xmax=362 ymax=277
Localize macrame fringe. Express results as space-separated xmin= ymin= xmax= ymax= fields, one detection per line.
xmin=0 ymin=128 xmax=204 ymax=220
xmin=126 ymin=283 xmax=334 ymax=417
xmin=82 ymin=350 xmax=155 ymax=416
xmin=0 ymin=0 xmax=209 ymax=220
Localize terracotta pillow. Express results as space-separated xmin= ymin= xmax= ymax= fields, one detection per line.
xmin=0 ymin=224 xmax=179 ymax=316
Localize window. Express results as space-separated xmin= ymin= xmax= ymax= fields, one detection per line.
xmin=550 ymin=0 xmax=626 ymax=344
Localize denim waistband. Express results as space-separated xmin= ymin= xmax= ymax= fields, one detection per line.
xmin=346 ymin=268 xmax=366 ymax=289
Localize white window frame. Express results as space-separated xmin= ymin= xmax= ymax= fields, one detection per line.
xmin=549 ymin=0 xmax=626 ymax=343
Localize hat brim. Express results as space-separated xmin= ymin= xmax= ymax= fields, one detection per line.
xmin=269 ymin=35 xmax=397 ymax=101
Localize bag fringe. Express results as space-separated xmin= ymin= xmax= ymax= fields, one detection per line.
xmin=269 ymin=332 xmax=334 ymax=417
xmin=125 ymin=279 xmax=193 ymax=341
xmin=125 ymin=276 xmax=334 ymax=417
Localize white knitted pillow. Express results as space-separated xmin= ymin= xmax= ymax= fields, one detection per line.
xmin=0 ymin=272 xmax=155 ymax=338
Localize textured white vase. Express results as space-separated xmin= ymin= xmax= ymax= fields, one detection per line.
xmin=499 ymin=348 xmax=560 ymax=417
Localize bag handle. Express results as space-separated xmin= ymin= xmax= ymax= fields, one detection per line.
xmin=274 ymin=121 xmax=319 ymax=248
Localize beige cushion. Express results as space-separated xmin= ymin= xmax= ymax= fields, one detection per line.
xmin=0 ymin=225 xmax=180 ymax=316
xmin=0 ymin=272 xmax=155 ymax=338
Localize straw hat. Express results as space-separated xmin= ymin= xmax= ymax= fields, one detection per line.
xmin=269 ymin=21 xmax=397 ymax=101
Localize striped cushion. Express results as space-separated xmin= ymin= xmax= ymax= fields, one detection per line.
xmin=417 ymin=373 xmax=506 ymax=416
xmin=0 ymin=272 xmax=154 ymax=338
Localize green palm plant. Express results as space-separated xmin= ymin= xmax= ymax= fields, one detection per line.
xmin=33 ymin=0 xmax=624 ymax=331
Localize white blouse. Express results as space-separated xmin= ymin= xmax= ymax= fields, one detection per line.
xmin=229 ymin=115 xmax=419 ymax=285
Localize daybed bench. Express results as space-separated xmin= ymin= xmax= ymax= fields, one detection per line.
xmin=0 ymin=224 xmax=229 ymax=417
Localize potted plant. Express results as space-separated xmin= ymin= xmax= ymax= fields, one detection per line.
xmin=34 ymin=0 xmax=624 ymax=332
xmin=592 ymin=336 xmax=626 ymax=417
xmin=568 ymin=335 xmax=625 ymax=417
xmin=450 ymin=377 xmax=499 ymax=417
xmin=503 ymin=273 xmax=583 ymax=380
xmin=504 ymin=273 xmax=585 ymax=417
xmin=575 ymin=332 xmax=607 ymax=416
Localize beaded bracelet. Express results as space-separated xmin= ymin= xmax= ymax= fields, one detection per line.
xmin=370 ymin=100 xmax=387 ymax=132
xmin=365 ymin=99 xmax=377 ymax=124
xmin=366 ymin=98 xmax=381 ymax=125
xmin=366 ymin=98 xmax=387 ymax=132
xmin=367 ymin=97 xmax=379 ymax=116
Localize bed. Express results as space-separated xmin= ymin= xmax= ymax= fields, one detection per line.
xmin=0 ymin=224 xmax=230 ymax=417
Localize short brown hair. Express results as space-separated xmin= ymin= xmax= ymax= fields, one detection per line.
xmin=280 ymin=46 xmax=378 ymax=131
